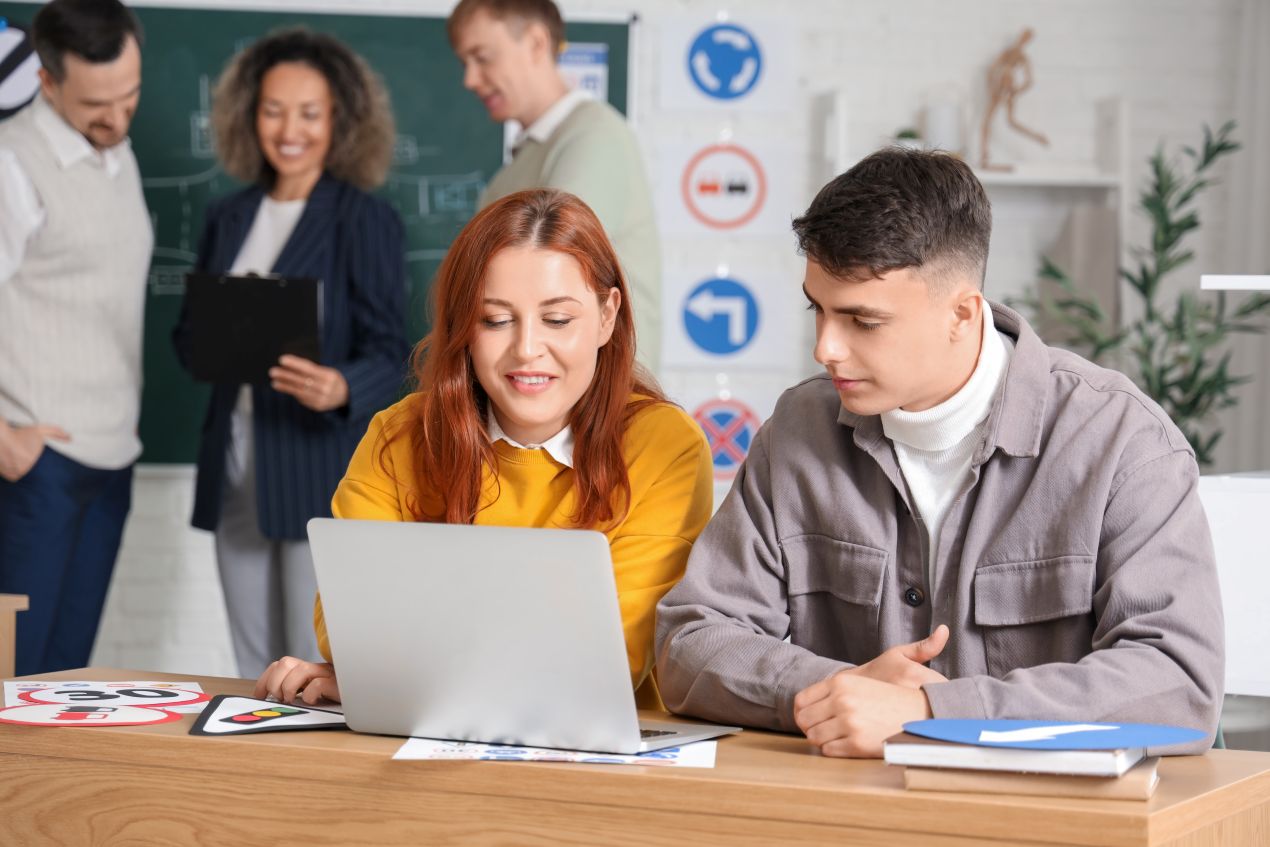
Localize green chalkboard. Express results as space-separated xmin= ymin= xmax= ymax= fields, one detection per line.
xmin=0 ymin=3 xmax=628 ymax=463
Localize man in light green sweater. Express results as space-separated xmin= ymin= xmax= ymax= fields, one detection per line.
xmin=448 ymin=0 xmax=662 ymax=372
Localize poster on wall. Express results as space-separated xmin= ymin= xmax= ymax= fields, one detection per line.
xmin=693 ymin=398 xmax=761 ymax=479
xmin=657 ymin=16 xmax=795 ymax=111
xmin=0 ymin=18 xmax=40 ymax=119
xmin=656 ymin=139 xmax=805 ymax=237
xmin=658 ymin=370 xmax=793 ymax=492
xmin=661 ymin=264 xmax=805 ymax=370
xmin=559 ymin=42 xmax=609 ymax=102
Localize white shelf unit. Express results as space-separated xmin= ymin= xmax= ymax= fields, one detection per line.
xmin=969 ymin=98 xmax=1132 ymax=309
xmin=813 ymin=97 xmax=1132 ymax=307
xmin=974 ymin=168 xmax=1121 ymax=189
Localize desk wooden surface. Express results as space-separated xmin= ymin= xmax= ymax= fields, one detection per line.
xmin=1 ymin=668 xmax=1268 ymax=846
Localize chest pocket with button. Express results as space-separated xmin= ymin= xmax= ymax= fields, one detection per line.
xmin=783 ymin=534 xmax=889 ymax=666
xmin=973 ymin=555 xmax=1096 ymax=677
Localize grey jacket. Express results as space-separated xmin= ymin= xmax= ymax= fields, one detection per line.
xmin=656 ymin=304 xmax=1224 ymax=751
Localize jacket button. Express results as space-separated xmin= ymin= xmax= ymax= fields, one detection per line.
xmin=903 ymin=586 xmax=925 ymax=607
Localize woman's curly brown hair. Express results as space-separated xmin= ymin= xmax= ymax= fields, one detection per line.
xmin=211 ymin=27 xmax=395 ymax=190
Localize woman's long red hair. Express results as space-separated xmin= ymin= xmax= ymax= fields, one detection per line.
xmin=386 ymin=188 xmax=665 ymax=527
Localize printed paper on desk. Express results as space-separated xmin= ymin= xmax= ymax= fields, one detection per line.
xmin=5 ymin=680 xmax=209 ymax=713
xmin=393 ymin=738 xmax=719 ymax=768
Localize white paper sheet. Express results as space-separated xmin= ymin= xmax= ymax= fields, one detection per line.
xmin=393 ymin=737 xmax=718 ymax=768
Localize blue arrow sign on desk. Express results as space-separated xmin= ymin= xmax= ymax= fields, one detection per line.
xmin=903 ymin=719 xmax=1207 ymax=750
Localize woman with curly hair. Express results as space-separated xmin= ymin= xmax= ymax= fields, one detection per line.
xmin=173 ymin=28 xmax=410 ymax=678
xmin=255 ymin=189 xmax=714 ymax=708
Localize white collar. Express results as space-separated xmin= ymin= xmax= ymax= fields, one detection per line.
xmin=32 ymin=94 xmax=127 ymax=177
xmin=881 ymin=303 xmax=1010 ymax=453
xmin=513 ymin=89 xmax=589 ymax=152
xmin=487 ymin=411 xmax=575 ymax=468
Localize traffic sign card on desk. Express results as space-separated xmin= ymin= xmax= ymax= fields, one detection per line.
xmin=4 ymin=679 xmax=209 ymax=714
xmin=189 ymin=695 xmax=346 ymax=736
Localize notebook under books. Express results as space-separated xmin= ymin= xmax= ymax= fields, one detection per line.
xmin=883 ymin=730 xmax=1146 ymax=777
xmin=901 ymin=757 xmax=1161 ymax=800
xmin=307 ymin=518 xmax=740 ymax=755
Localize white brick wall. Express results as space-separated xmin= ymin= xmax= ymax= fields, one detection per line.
xmin=95 ymin=0 xmax=1249 ymax=686
xmin=91 ymin=467 xmax=235 ymax=675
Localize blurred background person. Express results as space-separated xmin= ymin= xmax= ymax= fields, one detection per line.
xmin=448 ymin=0 xmax=662 ymax=372
xmin=0 ymin=0 xmax=149 ymax=675
xmin=173 ymin=28 xmax=410 ymax=678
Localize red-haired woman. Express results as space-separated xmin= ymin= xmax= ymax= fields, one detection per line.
xmin=256 ymin=189 xmax=713 ymax=708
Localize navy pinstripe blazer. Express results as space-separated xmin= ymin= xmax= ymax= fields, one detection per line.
xmin=173 ymin=174 xmax=411 ymax=540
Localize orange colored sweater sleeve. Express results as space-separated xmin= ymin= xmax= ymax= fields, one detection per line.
xmin=609 ymin=405 xmax=715 ymax=697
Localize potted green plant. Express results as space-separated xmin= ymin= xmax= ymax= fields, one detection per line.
xmin=894 ymin=127 xmax=923 ymax=150
xmin=1015 ymin=122 xmax=1270 ymax=466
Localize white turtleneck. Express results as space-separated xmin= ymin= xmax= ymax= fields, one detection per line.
xmin=881 ymin=304 xmax=1011 ymax=591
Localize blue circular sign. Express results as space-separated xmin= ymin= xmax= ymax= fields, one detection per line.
xmin=693 ymin=400 xmax=760 ymax=477
xmin=682 ymin=277 xmax=759 ymax=355
xmin=903 ymin=719 xmax=1207 ymax=750
xmin=686 ymin=23 xmax=763 ymax=101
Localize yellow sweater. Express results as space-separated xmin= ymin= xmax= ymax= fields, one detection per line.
xmin=314 ymin=394 xmax=714 ymax=707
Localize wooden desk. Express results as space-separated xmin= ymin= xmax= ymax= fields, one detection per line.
xmin=0 ymin=595 xmax=28 ymax=679
xmin=1 ymin=669 xmax=1268 ymax=846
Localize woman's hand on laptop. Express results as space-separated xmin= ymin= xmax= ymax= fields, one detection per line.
xmin=254 ymin=657 xmax=342 ymax=704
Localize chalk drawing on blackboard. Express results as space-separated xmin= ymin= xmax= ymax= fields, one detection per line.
xmin=189 ymin=75 xmax=214 ymax=158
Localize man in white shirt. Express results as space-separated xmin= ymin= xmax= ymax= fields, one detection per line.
xmin=447 ymin=0 xmax=662 ymax=371
xmin=0 ymin=0 xmax=151 ymax=675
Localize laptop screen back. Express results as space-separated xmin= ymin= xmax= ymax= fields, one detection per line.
xmin=307 ymin=518 xmax=643 ymax=751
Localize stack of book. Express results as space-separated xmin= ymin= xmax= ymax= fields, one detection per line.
xmin=884 ymin=719 xmax=1207 ymax=801
xmin=884 ymin=731 xmax=1158 ymax=800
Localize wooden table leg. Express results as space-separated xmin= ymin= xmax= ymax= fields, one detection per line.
xmin=0 ymin=595 xmax=30 ymax=679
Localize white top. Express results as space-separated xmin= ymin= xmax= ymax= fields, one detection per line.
xmin=230 ymin=196 xmax=307 ymax=276
xmin=487 ymin=412 xmax=574 ymax=468
xmin=881 ymin=305 xmax=1011 ymax=590
xmin=0 ymin=95 xmax=129 ymax=286
xmin=511 ymin=89 xmax=588 ymax=153
xmin=228 ymin=196 xmax=307 ymax=417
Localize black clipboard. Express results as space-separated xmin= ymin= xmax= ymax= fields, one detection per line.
xmin=185 ymin=272 xmax=321 ymax=384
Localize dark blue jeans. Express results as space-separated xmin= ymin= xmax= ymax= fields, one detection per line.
xmin=0 ymin=447 xmax=132 ymax=675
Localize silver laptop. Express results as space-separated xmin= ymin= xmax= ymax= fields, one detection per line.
xmin=307 ymin=518 xmax=740 ymax=754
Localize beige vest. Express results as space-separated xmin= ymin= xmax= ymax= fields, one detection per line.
xmin=0 ymin=101 xmax=152 ymax=469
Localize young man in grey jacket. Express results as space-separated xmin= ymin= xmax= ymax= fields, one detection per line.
xmin=655 ymin=148 xmax=1224 ymax=758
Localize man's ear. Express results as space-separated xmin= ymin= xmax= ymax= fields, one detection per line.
xmin=525 ymin=20 xmax=555 ymax=64
xmin=948 ymin=287 xmax=983 ymax=343
xmin=37 ymin=67 xmax=59 ymax=103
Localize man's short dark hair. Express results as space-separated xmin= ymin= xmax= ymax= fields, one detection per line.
xmin=32 ymin=0 xmax=144 ymax=83
xmin=792 ymin=148 xmax=992 ymax=288
xmin=446 ymin=0 xmax=566 ymax=57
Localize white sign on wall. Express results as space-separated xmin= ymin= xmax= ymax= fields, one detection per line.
xmin=657 ymin=139 xmax=805 ymax=236
xmin=662 ymin=264 xmax=805 ymax=370
xmin=659 ymin=369 xmax=794 ymax=505
xmin=559 ymin=42 xmax=609 ymax=102
xmin=658 ymin=17 xmax=795 ymax=112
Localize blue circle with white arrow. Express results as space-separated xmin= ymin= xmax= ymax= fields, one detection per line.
xmin=903 ymin=719 xmax=1207 ymax=750
xmin=686 ymin=23 xmax=763 ymax=101
xmin=683 ymin=277 xmax=760 ymax=355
